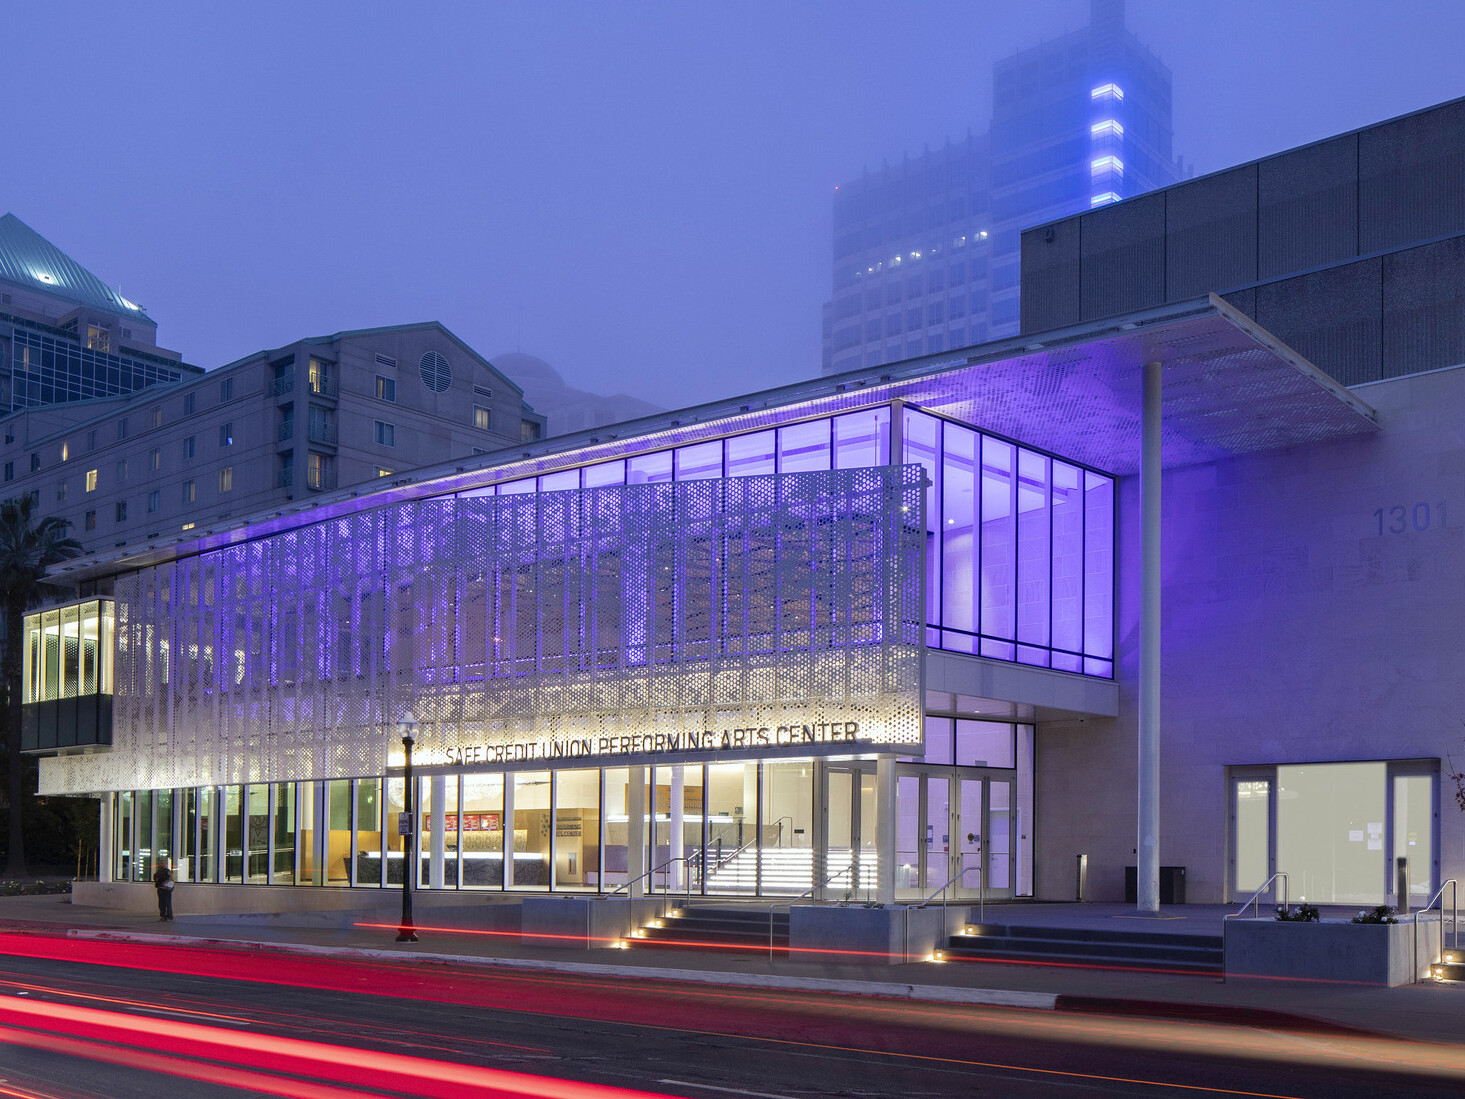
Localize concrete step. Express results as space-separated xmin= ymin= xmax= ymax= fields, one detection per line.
xmin=632 ymin=906 xmax=790 ymax=951
xmin=944 ymin=922 xmax=1223 ymax=974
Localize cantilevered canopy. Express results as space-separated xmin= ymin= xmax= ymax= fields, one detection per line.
xmin=54 ymin=295 xmax=1377 ymax=583
xmin=883 ymin=294 xmax=1377 ymax=476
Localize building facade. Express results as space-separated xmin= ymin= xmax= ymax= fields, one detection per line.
xmin=27 ymin=97 xmax=1465 ymax=916
xmin=0 ymin=218 xmax=547 ymax=553
xmin=821 ymin=0 xmax=1183 ymax=375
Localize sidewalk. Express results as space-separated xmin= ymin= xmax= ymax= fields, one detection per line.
xmin=2 ymin=891 xmax=1463 ymax=1044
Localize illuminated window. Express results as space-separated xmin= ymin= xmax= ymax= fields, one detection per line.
xmin=1090 ymin=155 xmax=1124 ymax=175
xmin=218 ymin=467 xmax=233 ymax=493
xmin=1091 ymin=82 xmax=1124 ymax=100
xmin=1091 ymin=192 xmax=1121 ymax=206
xmin=86 ymin=326 xmax=110 ymax=352
xmin=375 ymin=376 xmax=396 ymax=402
xmin=219 ymin=423 xmax=234 ymax=448
xmin=181 ymin=521 xmax=195 ymax=531
xmin=61 ymin=442 xmax=68 ymax=462
xmin=1090 ymin=119 xmax=1124 ymax=137
xmin=85 ymin=469 xmax=98 ymax=492
xmin=182 ymin=479 xmax=195 ymax=503
xmin=376 ymin=467 xmax=393 ymax=478
xmin=473 ymin=405 xmax=491 ymax=431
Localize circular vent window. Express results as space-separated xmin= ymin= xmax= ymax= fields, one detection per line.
xmin=419 ymin=351 xmax=452 ymax=393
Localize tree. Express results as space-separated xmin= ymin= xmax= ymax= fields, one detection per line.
xmin=0 ymin=495 xmax=82 ymax=878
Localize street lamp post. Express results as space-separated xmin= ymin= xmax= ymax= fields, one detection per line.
xmin=396 ymin=712 xmax=419 ymax=943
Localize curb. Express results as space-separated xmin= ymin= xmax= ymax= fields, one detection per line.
xmin=63 ymin=928 xmax=1394 ymax=1038
xmin=66 ymin=929 xmax=1058 ymax=1010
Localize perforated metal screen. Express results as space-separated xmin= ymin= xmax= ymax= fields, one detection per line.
xmin=40 ymin=465 xmax=925 ymax=795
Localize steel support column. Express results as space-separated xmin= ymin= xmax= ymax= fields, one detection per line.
xmin=1138 ymin=359 xmax=1162 ymax=914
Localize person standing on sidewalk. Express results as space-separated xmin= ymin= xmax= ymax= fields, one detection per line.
xmin=152 ymin=859 xmax=174 ymax=921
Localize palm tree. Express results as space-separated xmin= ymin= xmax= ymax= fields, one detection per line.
xmin=0 ymin=495 xmax=82 ymax=878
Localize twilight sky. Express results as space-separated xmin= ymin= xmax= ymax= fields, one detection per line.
xmin=4 ymin=1 xmax=1464 ymax=412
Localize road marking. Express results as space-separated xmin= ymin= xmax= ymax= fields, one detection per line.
xmin=657 ymin=1082 xmax=796 ymax=1099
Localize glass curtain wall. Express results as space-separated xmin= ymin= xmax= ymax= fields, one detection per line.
xmin=450 ymin=403 xmax=1112 ymax=675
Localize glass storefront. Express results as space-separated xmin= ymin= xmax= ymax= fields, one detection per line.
xmin=110 ymin=749 xmax=1036 ymax=899
xmin=1228 ymin=760 xmax=1439 ymax=906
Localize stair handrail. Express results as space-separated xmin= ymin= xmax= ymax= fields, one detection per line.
xmin=770 ymin=815 xmax=795 ymax=847
xmin=768 ymin=862 xmax=861 ymax=960
xmin=916 ymin=857 xmax=984 ymax=928
xmin=1410 ymin=878 xmax=1459 ymax=983
xmin=707 ymin=836 xmax=759 ymax=876
xmin=1225 ymin=872 xmax=1288 ymax=921
xmin=610 ymin=855 xmax=692 ymax=939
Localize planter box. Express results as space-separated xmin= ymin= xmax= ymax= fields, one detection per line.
xmin=789 ymin=904 xmax=960 ymax=965
xmin=1223 ymin=917 xmax=1443 ymax=987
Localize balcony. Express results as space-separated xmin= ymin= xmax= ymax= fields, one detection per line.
xmin=277 ymin=419 xmax=294 ymax=442
xmin=306 ymin=372 xmax=338 ymax=399
xmin=307 ymin=419 xmax=338 ymax=445
xmin=306 ymin=466 xmax=337 ymax=491
xmin=270 ymin=374 xmax=294 ymax=398
xmin=277 ymin=468 xmax=294 ymax=489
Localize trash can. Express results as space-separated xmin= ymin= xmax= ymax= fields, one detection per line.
xmin=1124 ymin=865 xmax=1187 ymax=905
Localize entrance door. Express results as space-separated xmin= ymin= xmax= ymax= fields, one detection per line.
xmin=823 ymin=765 xmax=876 ymax=901
xmin=896 ymin=767 xmax=1015 ymax=901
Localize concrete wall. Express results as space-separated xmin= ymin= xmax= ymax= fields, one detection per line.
xmin=1036 ymin=364 xmax=1465 ymax=903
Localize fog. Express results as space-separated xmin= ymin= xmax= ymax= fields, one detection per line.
xmin=4 ymin=1 xmax=1463 ymax=409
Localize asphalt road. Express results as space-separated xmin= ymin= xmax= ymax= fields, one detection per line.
xmin=0 ymin=932 xmax=1461 ymax=1098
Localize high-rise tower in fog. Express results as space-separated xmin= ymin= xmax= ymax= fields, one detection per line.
xmin=822 ymin=0 xmax=1185 ymax=374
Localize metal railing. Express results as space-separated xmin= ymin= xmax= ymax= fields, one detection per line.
xmin=269 ymin=374 xmax=294 ymax=397
xmin=307 ymin=372 xmax=338 ymax=399
xmin=276 ymin=419 xmax=294 ymax=442
xmin=1225 ymin=872 xmax=1289 ymax=921
xmin=611 ymin=855 xmax=694 ymax=939
xmin=276 ymin=468 xmax=294 ymax=489
xmin=308 ymin=419 xmax=338 ymax=445
xmin=768 ymin=863 xmax=861 ymax=959
xmin=1412 ymin=878 xmax=1459 ymax=982
xmin=306 ymin=466 xmax=337 ymax=491
xmin=918 ymin=858 xmax=984 ymax=928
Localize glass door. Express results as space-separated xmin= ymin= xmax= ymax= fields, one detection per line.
xmin=824 ymin=765 xmax=876 ymax=901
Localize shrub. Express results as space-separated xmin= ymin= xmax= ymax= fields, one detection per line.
xmin=1351 ymin=904 xmax=1398 ymax=924
xmin=1275 ymin=902 xmax=1320 ymax=922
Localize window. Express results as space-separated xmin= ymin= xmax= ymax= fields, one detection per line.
xmin=182 ymin=436 xmax=195 ymax=460
xmin=83 ymin=510 xmax=96 ymax=532
xmin=218 ymin=467 xmax=233 ymax=493
xmin=86 ymin=325 xmax=110 ymax=352
xmin=375 ymin=467 xmax=393 ymax=478
xmin=3 ymin=428 xmax=12 ymax=444
xmin=2 ymin=463 xmax=11 ymax=482
xmin=29 ymin=453 xmax=39 ymax=472
xmin=220 ymin=377 xmax=234 ymax=402
xmin=375 ymin=376 xmax=396 ymax=402
xmin=308 ymin=358 xmax=332 ymax=396
xmin=86 ymin=430 xmax=97 ymax=451
xmin=85 ymin=469 xmax=98 ymax=492
xmin=116 ymin=460 xmax=127 ymax=481
xmin=147 ymin=490 xmax=160 ymax=514
xmin=114 ymin=501 xmax=127 ymax=523
xmin=149 ymin=448 xmax=160 ymax=471
xmin=306 ymin=452 xmax=334 ymax=490
xmin=182 ymin=479 xmax=195 ymax=504
xmin=181 ymin=522 xmax=194 ymax=531
xmin=183 ymin=393 xmax=195 ymax=415
xmin=60 ymin=442 xmax=68 ymax=462
xmin=473 ymin=405 xmax=491 ymax=430
xmin=374 ymin=421 xmax=395 ymax=447
xmin=117 ymin=418 xmax=128 ymax=441
xmin=219 ymin=423 xmax=234 ymax=448
xmin=150 ymin=406 xmax=163 ymax=429
xmin=521 ymin=420 xmax=542 ymax=443
xmin=56 ymin=481 xmax=66 ymax=503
